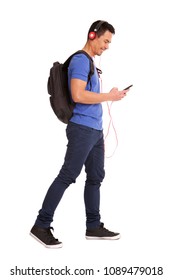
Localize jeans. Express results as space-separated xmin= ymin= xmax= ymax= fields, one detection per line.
xmin=35 ymin=121 xmax=105 ymax=229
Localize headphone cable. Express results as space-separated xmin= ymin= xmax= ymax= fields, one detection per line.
xmin=97 ymin=57 xmax=118 ymax=158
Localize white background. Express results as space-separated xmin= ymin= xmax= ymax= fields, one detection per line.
xmin=1 ymin=0 xmax=173 ymax=279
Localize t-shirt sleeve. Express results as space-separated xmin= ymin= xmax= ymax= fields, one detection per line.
xmin=68 ymin=54 xmax=90 ymax=82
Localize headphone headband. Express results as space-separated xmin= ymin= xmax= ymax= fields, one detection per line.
xmin=88 ymin=20 xmax=106 ymax=40
xmin=93 ymin=20 xmax=106 ymax=32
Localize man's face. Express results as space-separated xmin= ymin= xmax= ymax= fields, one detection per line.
xmin=93 ymin=31 xmax=113 ymax=56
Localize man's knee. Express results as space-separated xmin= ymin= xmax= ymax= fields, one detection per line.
xmin=58 ymin=165 xmax=81 ymax=186
xmin=86 ymin=170 xmax=105 ymax=185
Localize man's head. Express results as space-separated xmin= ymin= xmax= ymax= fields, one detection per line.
xmin=86 ymin=20 xmax=115 ymax=56
xmin=88 ymin=20 xmax=115 ymax=40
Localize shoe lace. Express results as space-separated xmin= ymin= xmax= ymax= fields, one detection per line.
xmin=44 ymin=227 xmax=59 ymax=242
xmin=100 ymin=223 xmax=111 ymax=233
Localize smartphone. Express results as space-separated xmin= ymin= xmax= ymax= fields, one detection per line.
xmin=123 ymin=84 xmax=133 ymax=90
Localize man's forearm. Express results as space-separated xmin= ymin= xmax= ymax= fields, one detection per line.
xmin=73 ymin=90 xmax=110 ymax=104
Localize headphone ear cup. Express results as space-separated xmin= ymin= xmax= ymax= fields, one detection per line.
xmin=89 ymin=31 xmax=96 ymax=40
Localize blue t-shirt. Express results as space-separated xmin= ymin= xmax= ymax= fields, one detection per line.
xmin=68 ymin=53 xmax=103 ymax=130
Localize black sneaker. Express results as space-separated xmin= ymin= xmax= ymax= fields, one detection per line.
xmin=85 ymin=223 xmax=121 ymax=240
xmin=30 ymin=225 xmax=63 ymax=248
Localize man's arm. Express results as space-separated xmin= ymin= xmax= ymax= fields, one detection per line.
xmin=71 ymin=78 xmax=128 ymax=104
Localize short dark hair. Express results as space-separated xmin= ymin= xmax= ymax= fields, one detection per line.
xmin=88 ymin=20 xmax=115 ymax=39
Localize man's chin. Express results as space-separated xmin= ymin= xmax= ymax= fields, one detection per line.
xmin=98 ymin=50 xmax=103 ymax=56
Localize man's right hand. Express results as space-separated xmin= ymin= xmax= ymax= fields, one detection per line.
xmin=108 ymin=87 xmax=128 ymax=101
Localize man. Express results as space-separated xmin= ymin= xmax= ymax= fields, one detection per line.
xmin=30 ymin=20 xmax=129 ymax=248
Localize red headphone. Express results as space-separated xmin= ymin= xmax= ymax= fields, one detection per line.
xmin=88 ymin=21 xmax=105 ymax=40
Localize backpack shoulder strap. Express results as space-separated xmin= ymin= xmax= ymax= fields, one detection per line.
xmin=63 ymin=50 xmax=94 ymax=81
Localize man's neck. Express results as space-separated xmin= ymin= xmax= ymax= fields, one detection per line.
xmin=82 ymin=43 xmax=95 ymax=58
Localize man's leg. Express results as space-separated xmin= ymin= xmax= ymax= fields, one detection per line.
xmin=84 ymin=132 xmax=105 ymax=229
xmin=84 ymin=132 xmax=121 ymax=240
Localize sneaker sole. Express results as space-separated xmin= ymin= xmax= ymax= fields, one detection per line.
xmin=30 ymin=232 xmax=63 ymax=249
xmin=85 ymin=234 xmax=121 ymax=240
